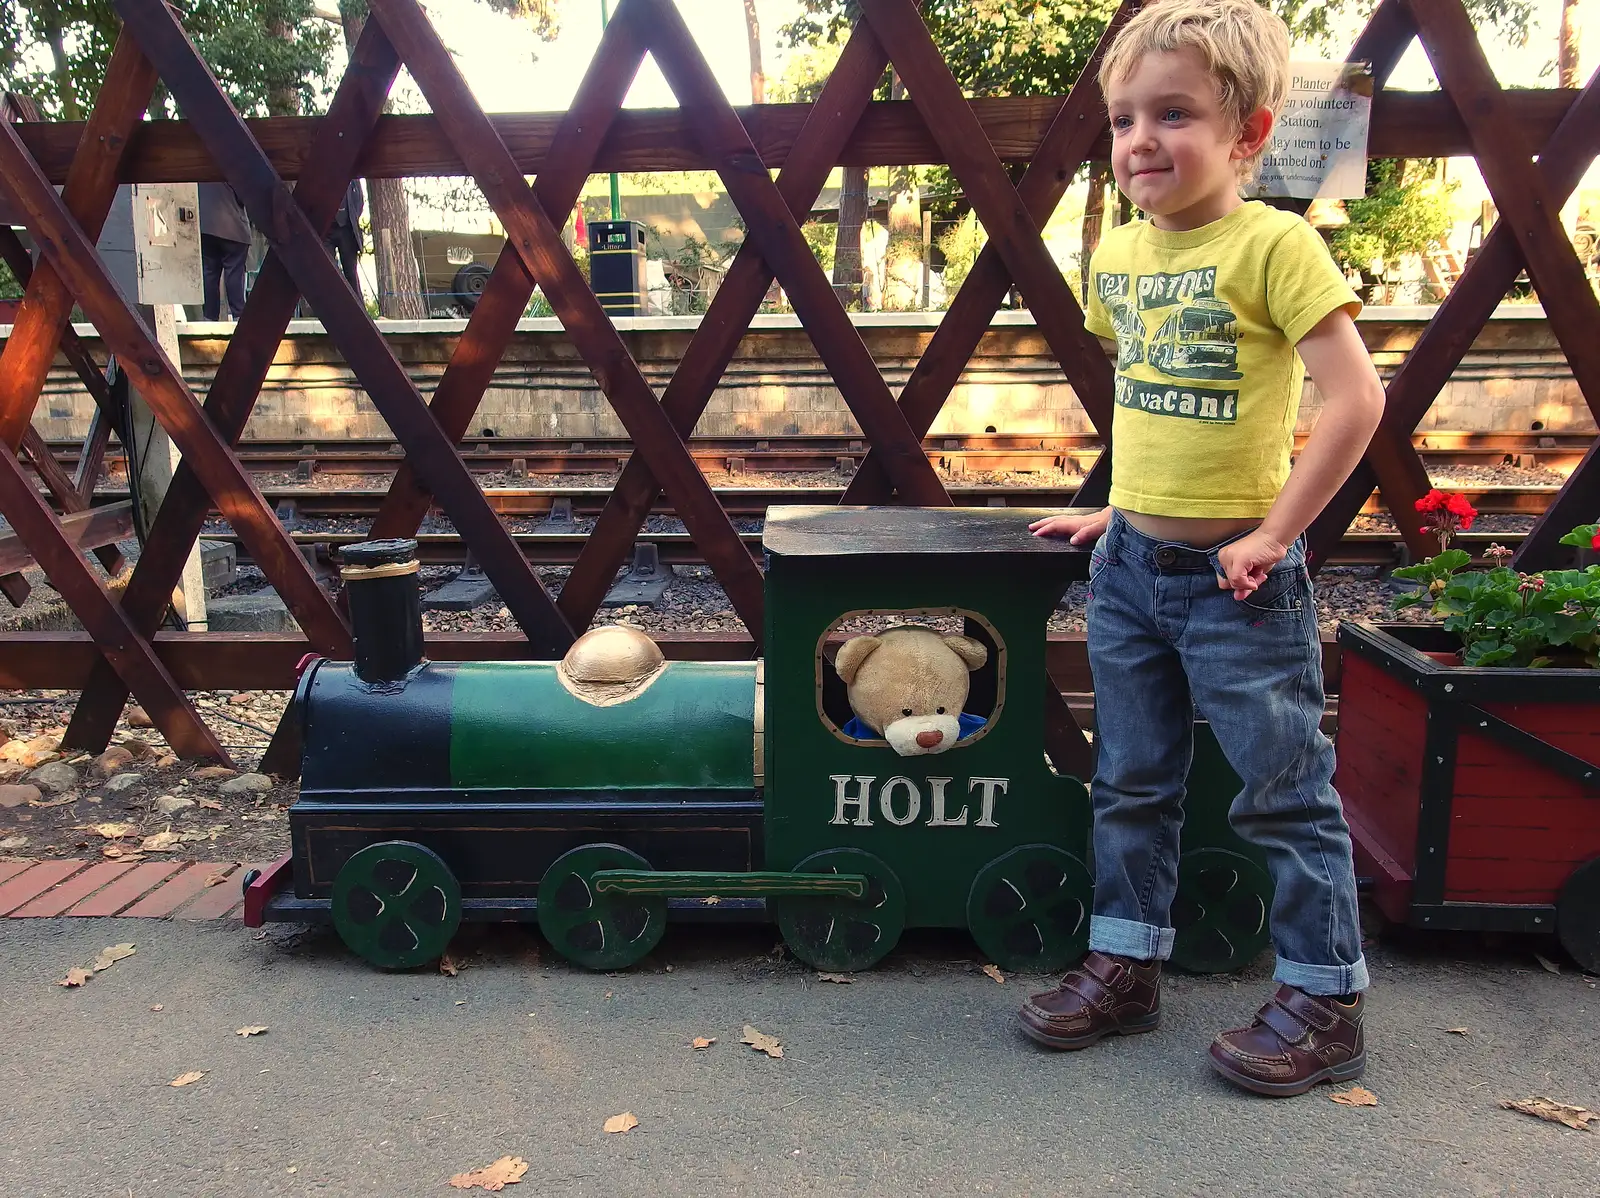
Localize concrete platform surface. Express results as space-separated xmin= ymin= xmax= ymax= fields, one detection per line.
xmin=1 ymin=919 xmax=1596 ymax=1197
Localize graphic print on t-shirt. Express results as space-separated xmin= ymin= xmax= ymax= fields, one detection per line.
xmin=1097 ymin=266 xmax=1242 ymax=423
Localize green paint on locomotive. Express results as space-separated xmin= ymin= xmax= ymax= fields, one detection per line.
xmin=760 ymin=507 xmax=1092 ymax=929
xmin=447 ymin=661 xmax=757 ymax=791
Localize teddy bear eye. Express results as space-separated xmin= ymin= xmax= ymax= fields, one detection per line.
xmin=936 ymin=707 xmax=946 ymax=714
xmin=901 ymin=708 xmax=913 ymax=717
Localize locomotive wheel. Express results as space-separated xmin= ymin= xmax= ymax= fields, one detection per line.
xmin=966 ymin=845 xmax=1092 ymax=973
xmin=1557 ymin=857 xmax=1600 ymax=975
xmin=1170 ymin=848 xmax=1273 ymax=973
xmin=538 ymin=844 xmax=666 ymax=971
xmin=772 ymin=849 xmax=905 ymax=972
xmin=331 ymin=841 xmax=462 ymax=971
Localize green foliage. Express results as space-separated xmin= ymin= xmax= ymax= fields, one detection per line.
xmin=0 ymin=1 xmax=337 ymax=118
xmin=1274 ymin=0 xmax=1531 ymax=47
xmin=801 ymin=219 xmax=835 ymax=276
xmin=782 ymin=1 xmax=1118 ymax=98
xmin=936 ymin=210 xmax=985 ymax=294
xmin=1391 ymin=531 xmax=1600 ymax=669
xmin=1329 ymin=159 xmax=1455 ymax=275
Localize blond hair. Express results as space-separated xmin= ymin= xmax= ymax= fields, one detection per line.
xmin=1099 ymin=0 xmax=1290 ymax=177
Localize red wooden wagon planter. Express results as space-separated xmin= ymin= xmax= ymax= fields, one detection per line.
xmin=1334 ymin=621 xmax=1600 ymax=972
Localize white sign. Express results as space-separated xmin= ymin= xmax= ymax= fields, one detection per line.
xmin=1250 ymin=62 xmax=1373 ymax=201
xmin=828 ymin=774 xmax=1009 ymax=828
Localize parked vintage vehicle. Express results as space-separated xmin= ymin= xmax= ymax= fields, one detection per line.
xmin=243 ymin=507 xmax=1272 ymax=976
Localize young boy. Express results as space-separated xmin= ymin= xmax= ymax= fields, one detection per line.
xmin=1022 ymin=0 xmax=1386 ymax=1097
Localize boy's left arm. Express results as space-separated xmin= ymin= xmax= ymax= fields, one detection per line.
xmin=1217 ymin=308 xmax=1385 ymax=598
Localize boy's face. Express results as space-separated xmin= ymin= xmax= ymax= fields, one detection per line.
xmin=1105 ymin=47 xmax=1272 ymax=230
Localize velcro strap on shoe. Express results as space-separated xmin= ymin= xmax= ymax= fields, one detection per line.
xmin=1080 ymin=953 xmax=1125 ymax=987
xmin=1061 ymin=971 xmax=1117 ymax=1009
xmin=1258 ymin=1000 xmax=1310 ymax=1044
xmin=1277 ymin=987 xmax=1341 ymax=1032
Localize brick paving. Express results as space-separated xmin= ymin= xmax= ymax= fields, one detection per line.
xmin=0 ymin=859 xmax=254 ymax=919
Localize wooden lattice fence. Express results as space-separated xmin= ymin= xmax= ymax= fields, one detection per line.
xmin=0 ymin=0 xmax=1594 ymax=777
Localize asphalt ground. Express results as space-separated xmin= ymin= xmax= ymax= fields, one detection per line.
xmin=1 ymin=918 xmax=1597 ymax=1198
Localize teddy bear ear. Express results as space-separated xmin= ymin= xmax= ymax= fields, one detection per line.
xmin=942 ymin=635 xmax=989 ymax=671
xmin=833 ymin=635 xmax=882 ymax=684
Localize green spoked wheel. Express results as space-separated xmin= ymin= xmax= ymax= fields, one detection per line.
xmin=332 ymin=841 xmax=462 ymax=970
xmin=1557 ymin=856 xmax=1600 ymax=975
xmin=538 ymin=844 xmax=666 ymax=971
xmin=966 ymin=844 xmax=1092 ymax=973
xmin=1171 ymin=848 xmax=1273 ymax=973
xmin=772 ymin=849 xmax=905 ymax=972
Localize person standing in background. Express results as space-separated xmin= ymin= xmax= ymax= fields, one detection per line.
xmin=198 ymin=181 xmax=251 ymax=320
xmin=328 ymin=180 xmax=365 ymax=301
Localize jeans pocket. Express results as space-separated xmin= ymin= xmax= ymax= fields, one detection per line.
xmin=1240 ymin=565 xmax=1308 ymax=619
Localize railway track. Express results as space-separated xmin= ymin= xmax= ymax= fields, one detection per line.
xmin=207 ymin=481 xmax=1558 ymax=519
xmin=208 ymin=527 xmax=1527 ymax=571
xmin=50 ymin=429 xmax=1595 ymax=478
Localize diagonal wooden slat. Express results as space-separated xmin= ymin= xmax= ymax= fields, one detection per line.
xmin=1407 ymin=0 xmax=1600 ymax=569
xmin=637 ymin=0 xmax=949 ymax=509
xmin=1306 ymin=60 xmax=1600 ymax=572
xmin=366 ymin=0 xmax=649 ymax=541
xmin=0 ymin=118 xmax=353 ymax=657
xmin=0 ymin=33 xmax=155 ymax=452
xmin=842 ymin=0 xmax=1139 ymax=508
xmin=114 ymin=0 xmax=575 ymax=656
xmin=860 ymin=0 xmax=1115 ymax=442
xmin=0 ymin=436 xmax=225 ymax=760
xmin=557 ymin=12 xmax=901 ymax=627
xmin=65 ymin=17 xmax=407 ymax=754
xmin=367 ymin=0 xmax=767 ymax=635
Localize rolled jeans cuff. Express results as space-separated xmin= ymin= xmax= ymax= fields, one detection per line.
xmin=1089 ymin=915 xmax=1175 ymax=962
xmin=1274 ymin=954 xmax=1370 ymax=995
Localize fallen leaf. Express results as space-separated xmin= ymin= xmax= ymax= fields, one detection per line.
xmin=1330 ymin=1086 xmax=1379 ymax=1107
xmin=235 ymin=1025 xmax=269 ymax=1037
xmin=1534 ymin=953 xmax=1561 ymax=975
xmin=150 ymin=1005 xmax=163 ymax=1012
xmin=140 ymin=831 xmax=181 ymax=852
xmin=92 ymin=943 xmax=136 ymax=972
xmin=203 ymin=870 xmax=231 ymax=888
xmin=89 ymin=822 xmax=135 ymax=839
xmin=57 ymin=967 xmax=92 ymax=987
xmin=168 ymin=1071 xmax=205 ymax=1087
xmin=741 ymin=1024 xmax=783 ymax=1058
xmin=691 ymin=1036 xmax=716 ymax=1049
xmin=816 ymin=972 xmax=854 ymax=984
xmin=449 ymin=1155 xmax=529 ymax=1190
xmin=1500 ymin=1096 xmax=1598 ymax=1131
xmin=28 ymin=794 xmax=76 ymax=808
xmin=102 ymin=846 xmax=143 ymax=862
xmin=982 ymin=963 xmax=1006 ymax=984
xmin=439 ymin=954 xmax=462 ymax=977
xmin=196 ymin=798 xmax=223 ymax=810
xmin=1445 ymin=1027 xmax=1470 ymax=1035
xmin=603 ymin=1112 xmax=639 ymax=1134
xmin=0 ymin=835 xmax=28 ymax=850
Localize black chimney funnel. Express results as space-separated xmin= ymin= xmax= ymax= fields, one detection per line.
xmin=340 ymin=538 xmax=424 ymax=684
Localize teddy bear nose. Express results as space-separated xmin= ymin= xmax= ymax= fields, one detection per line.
xmin=916 ymin=729 xmax=944 ymax=748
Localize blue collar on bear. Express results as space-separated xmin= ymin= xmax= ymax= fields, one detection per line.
xmin=840 ymin=712 xmax=987 ymax=742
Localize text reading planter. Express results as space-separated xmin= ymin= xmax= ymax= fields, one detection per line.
xmin=1335 ymin=622 xmax=1600 ymax=972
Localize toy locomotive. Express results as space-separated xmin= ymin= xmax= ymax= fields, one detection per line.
xmin=245 ymin=506 xmax=1275 ymax=974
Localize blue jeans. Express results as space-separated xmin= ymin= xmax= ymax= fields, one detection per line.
xmin=1084 ymin=510 xmax=1368 ymax=995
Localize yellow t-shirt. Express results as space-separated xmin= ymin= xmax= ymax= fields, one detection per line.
xmin=1083 ymin=201 xmax=1361 ymax=518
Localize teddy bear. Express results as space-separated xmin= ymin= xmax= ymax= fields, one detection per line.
xmin=833 ymin=625 xmax=989 ymax=756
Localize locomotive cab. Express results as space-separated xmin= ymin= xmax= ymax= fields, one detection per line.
xmin=760 ymin=506 xmax=1093 ymax=971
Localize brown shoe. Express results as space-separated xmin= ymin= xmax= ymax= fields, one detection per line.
xmin=1209 ymin=985 xmax=1366 ymax=1097
xmin=1018 ymin=951 xmax=1161 ymax=1050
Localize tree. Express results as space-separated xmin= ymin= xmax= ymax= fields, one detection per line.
xmin=0 ymin=1 xmax=336 ymax=120
xmin=743 ymin=0 xmax=764 ymax=103
xmin=1558 ymin=0 xmax=1582 ymax=89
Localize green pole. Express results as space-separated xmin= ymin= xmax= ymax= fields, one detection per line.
xmin=600 ymin=0 xmax=622 ymax=221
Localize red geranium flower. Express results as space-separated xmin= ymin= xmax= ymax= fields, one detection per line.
xmin=1592 ymin=530 xmax=1600 ymax=551
xmin=1414 ymin=489 xmax=1449 ymax=514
